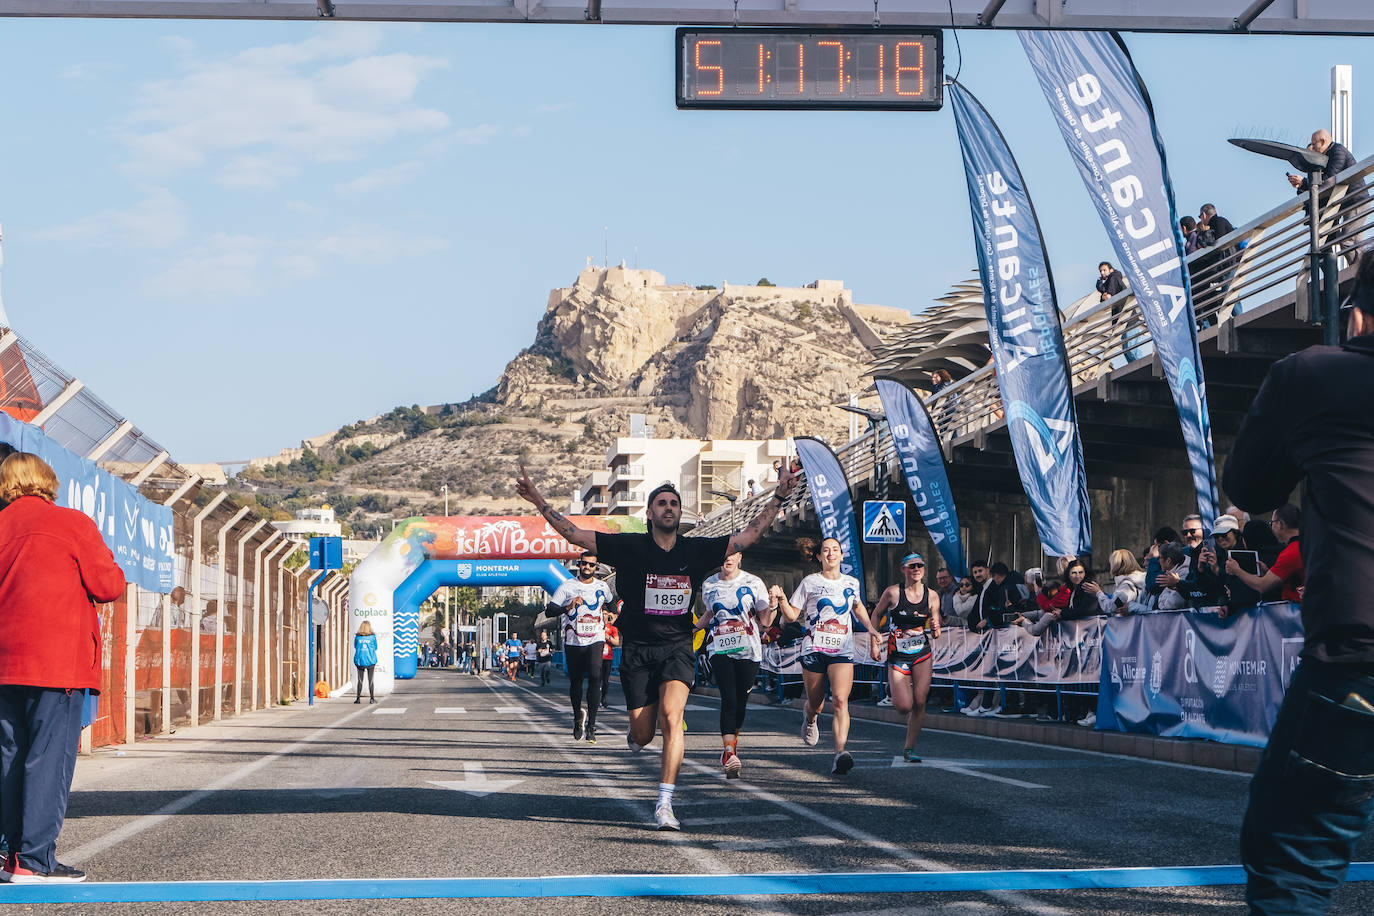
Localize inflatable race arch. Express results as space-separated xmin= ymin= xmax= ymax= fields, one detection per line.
xmin=348 ymin=515 xmax=644 ymax=696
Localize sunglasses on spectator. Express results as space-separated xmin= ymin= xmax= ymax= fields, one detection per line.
xmin=576 ymin=561 xmax=597 ymax=567
xmin=1183 ymin=528 xmax=1203 ymax=536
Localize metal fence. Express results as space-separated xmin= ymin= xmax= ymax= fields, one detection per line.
xmin=0 ymin=328 xmax=356 ymax=749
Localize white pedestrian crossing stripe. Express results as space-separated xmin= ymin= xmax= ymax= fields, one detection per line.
xmin=435 ymin=707 xmax=467 ymax=714
xmin=373 ymin=708 xmax=405 ymax=715
xmin=494 ymin=706 xmax=529 ymax=714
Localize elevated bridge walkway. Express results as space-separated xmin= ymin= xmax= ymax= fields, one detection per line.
xmin=693 ymin=153 xmax=1374 ymax=583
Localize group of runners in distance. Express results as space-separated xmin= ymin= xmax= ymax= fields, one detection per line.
xmin=515 ymin=461 xmax=942 ymax=831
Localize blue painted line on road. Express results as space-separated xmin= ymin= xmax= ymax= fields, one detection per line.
xmin=5 ymin=864 xmax=1374 ymax=903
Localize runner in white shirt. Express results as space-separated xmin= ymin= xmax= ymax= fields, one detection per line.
xmin=774 ymin=536 xmax=880 ymax=775
xmin=693 ymin=553 xmax=777 ymax=779
xmin=549 ymin=552 xmax=614 ymax=744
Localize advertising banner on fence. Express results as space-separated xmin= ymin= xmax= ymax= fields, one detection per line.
xmin=762 ymin=619 xmax=1103 ymax=683
xmin=949 ymin=81 xmax=1091 ymax=558
xmin=0 ymin=411 xmax=174 ymax=592
xmin=1019 ymin=30 xmax=1219 ymax=522
xmin=1099 ymin=602 xmax=1302 ymax=746
xmin=874 ymin=377 xmax=967 ymax=577
xmin=794 ymin=436 xmax=865 ymax=590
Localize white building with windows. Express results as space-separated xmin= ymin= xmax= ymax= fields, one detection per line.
xmin=577 ymin=432 xmax=790 ymax=522
xmin=273 ymin=506 xmax=343 ymax=541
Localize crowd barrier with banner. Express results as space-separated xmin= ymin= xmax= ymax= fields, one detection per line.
xmin=759 ymin=604 xmax=1302 ymax=748
xmin=1098 ymin=602 xmax=1302 ymax=747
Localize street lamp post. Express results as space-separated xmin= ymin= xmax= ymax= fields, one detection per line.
xmin=709 ymin=489 xmax=740 ymax=535
xmin=1229 ymin=138 xmax=1338 ymax=344
xmin=838 ymin=404 xmax=890 ymax=591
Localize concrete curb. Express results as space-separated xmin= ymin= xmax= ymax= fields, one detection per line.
xmin=691 ymin=686 xmax=1262 ymax=775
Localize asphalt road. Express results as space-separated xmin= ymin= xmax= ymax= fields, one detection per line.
xmin=40 ymin=669 xmax=1374 ymax=915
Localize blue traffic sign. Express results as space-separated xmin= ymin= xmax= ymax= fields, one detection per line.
xmin=862 ymin=500 xmax=907 ymax=544
xmin=309 ymin=536 xmax=343 ymax=571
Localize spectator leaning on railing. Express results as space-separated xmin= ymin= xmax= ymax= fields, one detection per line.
xmin=1225 ymin=245 xmax=1374 ymax=913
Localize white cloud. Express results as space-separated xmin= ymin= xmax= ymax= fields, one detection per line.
xmin=218 ymin=155 xmax=301 ymax=190
xmin=33 ymin=187 xmax=188 ymax=248
xmin=335 ymin=161 xmax=424 ymax=195
xmin=145 ymin=233 xmax=266 ymax=299
xmin=120 ymin=26 xmax=451 ymax=189
xmin=144 ymin=225 xmax=448 ymax=299
xmin=59 ymin=61 xmax=119 ymax=81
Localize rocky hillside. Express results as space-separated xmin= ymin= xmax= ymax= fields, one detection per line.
xmin=234 ymin=265 xmax=912 ymax=536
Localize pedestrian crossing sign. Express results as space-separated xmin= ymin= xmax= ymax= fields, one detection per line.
xmin=862 ymin=500 xmax=906 ymax=544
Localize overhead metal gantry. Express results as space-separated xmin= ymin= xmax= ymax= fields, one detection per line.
xmin=2 ymin=0 xmax=1373 ymax=33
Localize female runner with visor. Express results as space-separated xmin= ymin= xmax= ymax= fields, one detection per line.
xmin=871 ymin=552 xmax=942 ymax=762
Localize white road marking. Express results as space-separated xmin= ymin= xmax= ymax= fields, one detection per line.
xmin=494 ymin=705 xmax=529 ymax=714
xmin=428 ymin=762 xmax=523 ymax=797
xmin=688 ymin=813 xmax=791 ymax=827
xmin=713 ymin=835 xmax=842 ymax=852
xmin=486 ymin=680 xmax=798 ymax=915
xmin=738 ymin=696 xmax=1250 ymax=777
xmin=434 ymin=707 xmax=468 ymax=714
xmin=888 ymin=756 xmax=1048 ymax=789
xmin=372 ymin=708 xmax=406 ymax=715
xmin=64 ymin=704 xmax=377 ymax=866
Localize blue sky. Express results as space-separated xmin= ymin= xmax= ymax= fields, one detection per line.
xmin=0 ymin=19 xmax=1368 ymax=463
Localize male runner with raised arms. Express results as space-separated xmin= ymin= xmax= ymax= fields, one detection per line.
xmin=550 ymin=552 xmax=613 ymax=743
xmin=516 ymin=463 xmax=798 ymax=830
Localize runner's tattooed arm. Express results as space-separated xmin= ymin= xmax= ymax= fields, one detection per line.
xmin=515 ymin=463 xmax=598 ymax=551
xmin=727 ymin=463 xmax=800 ymax=554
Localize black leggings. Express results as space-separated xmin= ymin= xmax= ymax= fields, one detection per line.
xmin=713 ymin=656 xmax=759 ymax=735
xmin=565 ymin=643 xmax=603 ymax=728
xmin=600 ymin=656 xmax=612 ymax=705
xmin=356 ymin=665 xmax=374 ymax=700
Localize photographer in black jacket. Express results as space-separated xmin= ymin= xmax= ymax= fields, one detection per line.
xmin=1228 ymin=248 xmax=1374 ymax=913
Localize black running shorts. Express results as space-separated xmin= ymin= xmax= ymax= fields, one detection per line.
xmin=619 ymin=642 xmax=696 ymax=710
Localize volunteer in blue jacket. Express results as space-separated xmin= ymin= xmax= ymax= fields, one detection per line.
xmin=354 ymin=621 xmax=378 ymax=704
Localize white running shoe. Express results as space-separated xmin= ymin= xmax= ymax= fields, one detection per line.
xmin=961 ymin=705 xmax=983 ymax=717
xmin=1078 ymin=712 xmax=1097 ymax=728
xmin=801 ymin=711 xmax=820 ymax=747
xmin=626 ymin=730 xmax=647 ymax=754
xmin=876 ymin=697 xmax=894 ymax=707
xmin=654 ymin=803 xmax=680 ymax=831
xmin=977 ymin=706 xmax=1002 ymax=717
xmin=832 ymin=751 xmax=855 ymax=775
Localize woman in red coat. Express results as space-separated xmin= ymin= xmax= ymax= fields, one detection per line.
xmin=0 ymin=452 xmax=125 ymax=885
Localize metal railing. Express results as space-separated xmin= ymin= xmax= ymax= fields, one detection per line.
xmin=610 ymin=463 xmax=645 ymax=484
xmin=691 ymin=155 xmax=1374 ymax=539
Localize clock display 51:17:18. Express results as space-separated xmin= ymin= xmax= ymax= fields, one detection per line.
xmin=689 ymin=35 xmax=929 ymax=100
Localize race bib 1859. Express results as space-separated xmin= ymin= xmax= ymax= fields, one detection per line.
xmin=645 ymin=574 xmax=692 ymax=616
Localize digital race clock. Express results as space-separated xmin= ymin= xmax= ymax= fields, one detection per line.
xmin=677 ymin=28 xmax=944 ymax=111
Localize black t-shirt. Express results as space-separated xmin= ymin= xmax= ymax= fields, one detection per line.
xmin=536 ymin=639 xmax=553 ymax=660
xmin=595 ymin=531 xmax=732 ymax=647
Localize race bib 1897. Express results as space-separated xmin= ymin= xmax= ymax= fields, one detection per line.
xmin=645 ymin=574 xmax=692 ymax=616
